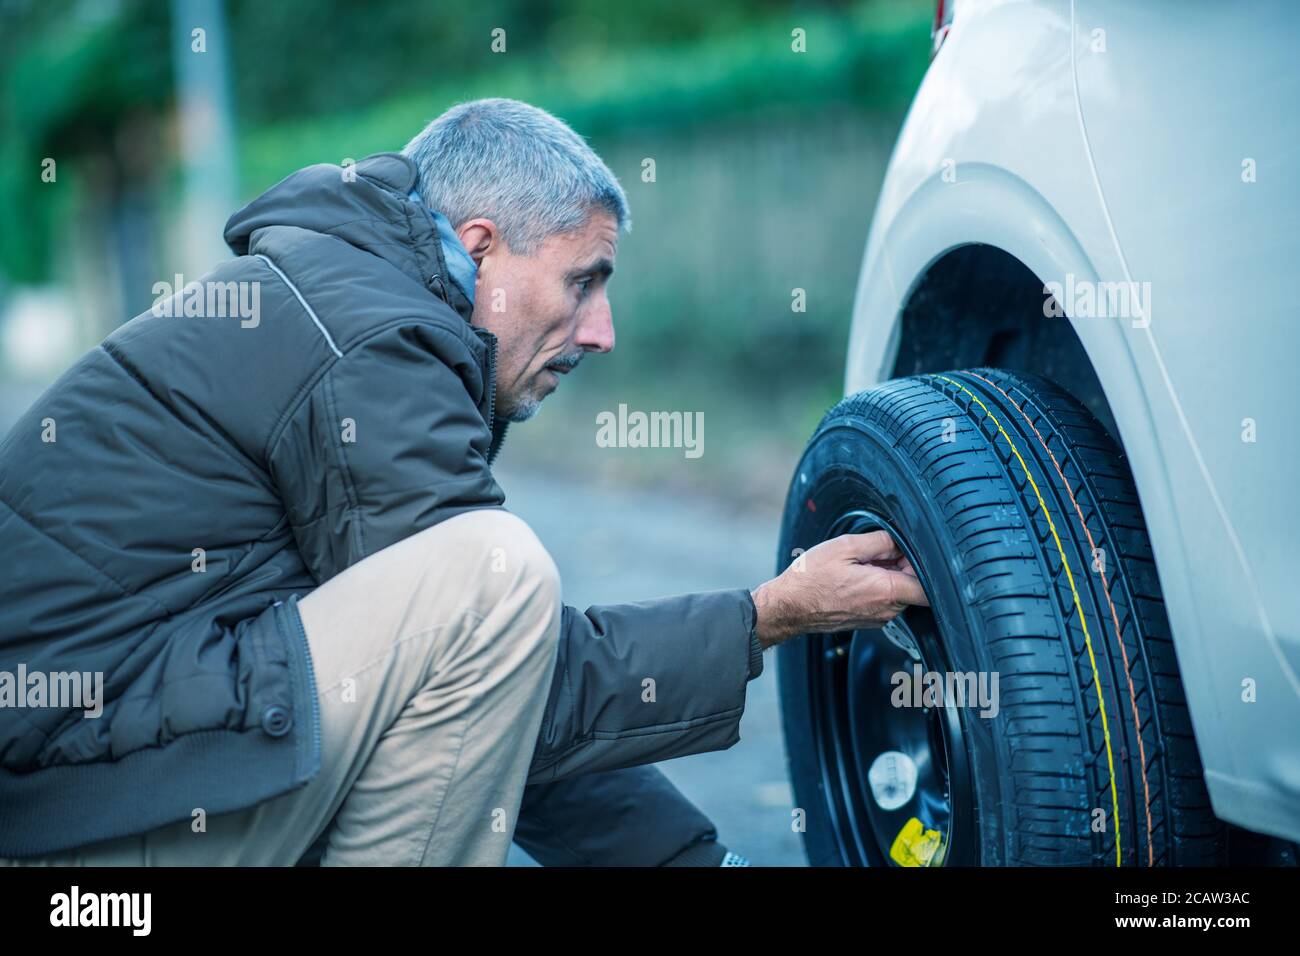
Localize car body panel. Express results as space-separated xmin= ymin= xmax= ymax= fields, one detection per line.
xmin=845 ymin=0 xmax=1300 ymax=841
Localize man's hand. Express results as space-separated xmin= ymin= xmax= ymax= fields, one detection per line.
xmin=751 ymin=531 xmax=929 ymax=649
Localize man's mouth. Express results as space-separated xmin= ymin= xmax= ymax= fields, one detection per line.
xmin=545 ymin=354 xmax=584 ymax=376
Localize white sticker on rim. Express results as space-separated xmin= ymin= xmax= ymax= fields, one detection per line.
xmin=867 ymin=750 xmax=919 ymax=811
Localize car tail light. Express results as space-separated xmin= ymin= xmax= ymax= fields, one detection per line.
xmin=932 ymin=0 xmax=954 ymax=58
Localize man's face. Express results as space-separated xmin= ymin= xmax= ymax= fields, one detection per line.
xmin=460 ymin=211 xmax=617 ymax=422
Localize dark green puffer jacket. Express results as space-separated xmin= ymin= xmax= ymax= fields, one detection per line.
xmin=0 ymin=153 xmax=762 ymax=858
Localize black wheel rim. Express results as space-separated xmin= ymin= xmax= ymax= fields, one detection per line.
xmin=806 ymin=509 xmax=977 ymax=866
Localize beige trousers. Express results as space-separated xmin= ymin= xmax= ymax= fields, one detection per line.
xmin=5 ymin=509 xmax=562 ymax=866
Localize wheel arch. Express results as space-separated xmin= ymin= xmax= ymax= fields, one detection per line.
xmin=884 ymin=243 xmax=1120 ymax=443
xmin=844 ymin=166 xmax=1166 ymax=511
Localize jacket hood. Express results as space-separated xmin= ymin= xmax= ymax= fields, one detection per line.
xmin=223 ymin=152 xmax=476 ymax=323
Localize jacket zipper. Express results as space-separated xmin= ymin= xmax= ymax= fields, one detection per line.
xmin=277 ymin=595 xmax=321 ymax=777
xmin=484 ymin=331 xmax=497 ymax=436
xmin=297 ymin=600 xmax=321 ymax=769
xmin=292 ymin=600 xmax=319 ymax=775
xmin=484 ymin=332 xmax=510 ymax=466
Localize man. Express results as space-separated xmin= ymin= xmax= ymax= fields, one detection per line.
xmin=0 ymin=98 xmax=927 ymax=866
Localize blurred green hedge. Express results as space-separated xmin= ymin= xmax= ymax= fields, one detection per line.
xmin=1 ymin=0 xmax=930 ymax=283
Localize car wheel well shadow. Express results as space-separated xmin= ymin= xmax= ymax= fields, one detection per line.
xmin=891 ymin=243 xmax=1120 ymax=444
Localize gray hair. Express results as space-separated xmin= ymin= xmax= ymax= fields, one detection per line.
xmin=402 ymin=98 xmax=629 ymax=255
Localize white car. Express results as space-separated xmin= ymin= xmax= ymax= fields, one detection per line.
xmin=776 ymin=0 xmax=1299 ymax=866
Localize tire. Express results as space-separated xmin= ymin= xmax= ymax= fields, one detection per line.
xmin=776 ymin=369 xmax=1225 ymax=866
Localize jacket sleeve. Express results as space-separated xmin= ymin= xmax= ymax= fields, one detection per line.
xmin=268 ymin=323 xmax=504 ymax=583
xmin=527 ymin=588 xmax=765 ymax=785
xmin=514 ymin=765 xmax=720 ymax=866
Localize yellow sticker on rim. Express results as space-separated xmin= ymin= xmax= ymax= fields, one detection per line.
xmin=889 ymin=817 xmax=942 ymax=867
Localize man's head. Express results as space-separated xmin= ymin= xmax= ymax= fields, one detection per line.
xmin=402 ymin=98 xmax=629 ymax=422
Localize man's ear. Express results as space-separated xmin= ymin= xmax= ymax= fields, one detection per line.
xmin=457 ymin=218 xmax=499 ymax=265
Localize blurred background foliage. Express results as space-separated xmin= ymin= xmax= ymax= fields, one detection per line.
xmin=0 ymin=0 xmax=932 ymax=507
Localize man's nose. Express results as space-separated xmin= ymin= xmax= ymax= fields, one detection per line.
xmin=576 ymin=295 xmax=615 ymax=354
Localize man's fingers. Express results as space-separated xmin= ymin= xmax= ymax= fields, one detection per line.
xmin=841 ymin=529 xmax=902 ymax=562
xmin=883 ymin=568 xmax=929 ymax=607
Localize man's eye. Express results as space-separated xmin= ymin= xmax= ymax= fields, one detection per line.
xmin=575 ymin=278 xmax=592 ymax=295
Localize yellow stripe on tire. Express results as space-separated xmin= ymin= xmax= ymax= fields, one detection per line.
xmin=933 ymin=375 xmax=1122 ymax=867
